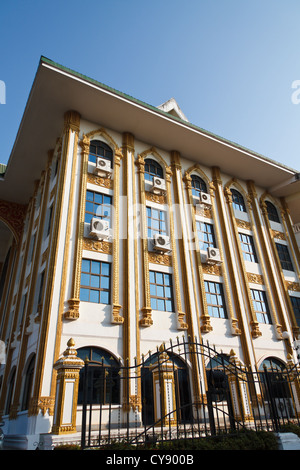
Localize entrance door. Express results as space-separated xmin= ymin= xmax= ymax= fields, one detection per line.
xmin=141 ymin=352 xmax=191 ymax=426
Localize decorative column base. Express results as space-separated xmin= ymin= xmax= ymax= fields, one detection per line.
xmin=52 ymin=339 xmax=84 ymax=435
xmin=64 ymin=298 xmax=80 ymax=320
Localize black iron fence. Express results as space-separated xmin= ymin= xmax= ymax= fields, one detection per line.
xmin=79 ymin=337 xmax=300 ymax=449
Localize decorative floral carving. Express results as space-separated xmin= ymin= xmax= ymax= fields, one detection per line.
xmin=148 ymin=252 xmax=172 ymax=266
xmin=145 ymin=191 xmax=166 ymax=205
xmin=87 ymin=173 xmax=113 ymax=189
xmin=83 ymin=237 xmax=112 ymax=254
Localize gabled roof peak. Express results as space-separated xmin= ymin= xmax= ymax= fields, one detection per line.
xmin=157 ymin=97 xmax=189 ymax=122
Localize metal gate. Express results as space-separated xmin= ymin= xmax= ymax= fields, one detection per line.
xmin=79 ymin=337 xmax=300 ymax=449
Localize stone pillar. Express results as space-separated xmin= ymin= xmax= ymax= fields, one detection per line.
xmin=52 ymin=339 xmax=84 ymax=434
xmin=150 ymin=347 xmax=177 ymax=427
xmin=227 ymin=350 xmax=253 ymax=423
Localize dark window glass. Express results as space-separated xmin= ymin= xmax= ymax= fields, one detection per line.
xmin=266 ymin=201 xmax=280 ymax=223
xmin=89 ymin=140 xmax=113 ymax=167
xmin=144 ymin=158 xmax=163 ymax=182
xmin=251 ymin=289 xmax=271 ymax=324
xmin=276 ymin=243 xmax=294 ymax=271
xmin=77 ymin=347 xmax=120 ymax=405
xmin=231 ymin=189 xmax=246 ymax=212
xmin=191 ymin=175 xmax=207 ymax=197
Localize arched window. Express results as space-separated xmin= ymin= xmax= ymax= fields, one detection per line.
xmin=77 ymin=347 xmax=120 ymax=405
xmin=191 ymin=175 xmax=207 ymax=197
xmin=206 ymin=354 xmax=231 ymax=403
xmin=265 ymin=201 xmax=280 ymax=223
xmin=144 ymin=158 xmax=164 ymax=182
xmin=259 ymin=357 xmax=286 ymax=371
xmin=89 ymin=140 xmax=113 ymax=167
xmin=231 ymin=189 xmax=246 ymax=212
xmin=21 ymin=355 xmax=35 ymax=411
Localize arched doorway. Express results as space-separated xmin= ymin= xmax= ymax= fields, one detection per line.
xmin=141 ymin=351 xmax=192 ymax=426
xmin=259 ymin=357 xmax=295 ymax=420
xmin=77 ymin=347 xmax=121 ymax=405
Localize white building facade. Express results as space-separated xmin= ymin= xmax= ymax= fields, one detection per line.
xmin=0 ymin=57 xmax=300 ymax=449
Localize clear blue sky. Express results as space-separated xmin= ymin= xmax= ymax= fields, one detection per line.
xmin=1 ymin=0 xmax=300 ymax=171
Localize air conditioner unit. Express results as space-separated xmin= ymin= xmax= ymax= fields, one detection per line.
xmin=153 ymin=233 xmax=171 ymax=253
xmin=206 ymin=247 xmax=222 ymax=265
xmin=151 ymin=177 xmax=166 ymax=195
xmin=199 ymin=192 xmax=212 ymax=206
xmin=89 ymin=218 xmax=110 ymax=240
xmin=94 ymin=157 xmax=112 ymax=177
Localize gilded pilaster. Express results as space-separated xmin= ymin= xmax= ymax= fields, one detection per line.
xmin=31 ymin=110 xmax=81 ymax=415
xmin=212 ymin=167 xmax=251 ymax=367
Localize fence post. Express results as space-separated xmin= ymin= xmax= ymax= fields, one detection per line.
xmin=227 ymin=350 xmax=254 ymax=425
xmin=150 ymin=345 xmax=177 ymax=428
xmin=52 ymin=339 xmax=85 ymax=435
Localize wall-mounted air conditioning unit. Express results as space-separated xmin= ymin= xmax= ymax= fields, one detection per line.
xmin=206 ymin=247 xmax=222 ymax=265
xmin=89 ymin=218 xmax=110 ymax=240
xmin=94 ymin=157 xmax=112 ymax=177
xmin=151 ymin=177 xmax=166 ymax=195
xmin=153 ymin=233 xmax=171 ymax=253
xmin=199 ymin=192 xmax=212 ymax=206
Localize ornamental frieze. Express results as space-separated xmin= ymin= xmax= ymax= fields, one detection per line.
xmin=0 ymin=199 xmax=27 ymax=243
xmin=148 ymin=252 xmax=172 ymax=266
xmin=87 ymin=173 xmax=113 ymax=190
xmin=83 ymin=237 xmax=112 ymax=254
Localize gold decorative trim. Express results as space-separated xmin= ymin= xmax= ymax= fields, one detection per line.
xmin=271 ymin=229 xmax=285 ymax=240
xmin=236 ymin=219 xmax=251 ymax=230
xmin=83 ymin=237 xmax=112 ymax=254
xmin=202 ymin=264 xmax=222 ymax=276
xmin=247 ymin=273 xmax=264 ymax=284
xmin=148 ymin=252 xmax=172 ymax=266
xmin=145 ymin=191 xmax=166 ymax=205
xmin=286 ymin=281 xmax=300 ymax=292
xmin=87 ymin=173 xmax=113 ymax=189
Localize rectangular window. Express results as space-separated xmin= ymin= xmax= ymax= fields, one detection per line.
xmin=251 ymin=289 xmax=271 ymax=324
xmin=275 ymin=243 xmax=294 ymax=271
xmin=204 ymin=281 xmax=227 ymax=319
xmin=239 ymin=233 xmax=258 ymax=263
xmin=85 ymin=190 xmax=112 ymax=226
xmin=290 ymin=296 xmax=300 ymax=328
xmin=80 ymin=259 xmax=111 ymax=304
xmin=196 ymin=221 xmax=216 ymax=250
xmin=147 ymin=207 xmax=167 ymax=238
xmin=149 ymin=271 xmax=174 ymax=312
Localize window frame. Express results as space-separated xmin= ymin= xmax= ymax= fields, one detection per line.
xmin=196 ymin=221 xmax=216 ymax=250
xmin=266 ymin=201 xmax=280 ymax=223
xmin=191 ymin=175 xmax=207 ymax=198
xmin=250 ymin=288 xmax=272 ymax=324
xmin=275 ymin=243 xmax=294 ymax=271
xmin=204 ymin=281 xmax=227 ymax=319
xmin=144 ymin=158 xmax=164 ymax=182
xmin=149 ymin=270 xmax=174 ymax=312
xmin=239 ymin=232 xmax=258 ymax=263
xmin=231 ymin=189 xmax=247 ymax=212
xmin=89 ymin=140 xmax=113 ymax=167
xmin=85 ymin=190 xmax=113 ymax=227
xmin=147 ymin=206 xmax=168 ymax=238
xmin=80 ymin=258 xmax=111 ymax=304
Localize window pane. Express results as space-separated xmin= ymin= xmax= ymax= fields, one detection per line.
xmin=91 ymin=261 xmax=100 ymax=275
xmin=100 ymin=291 xmax=109 ymax=304
xmin=101 ymin=263 xmax=110 ymax=276
xmin=81 ymin=273 xmax=90 ymax=286
xmin=90 ymin=290 xmax=99 ymax=303
xmin=81 ymin=259 xmax=90 ymax=272
xmin=80 ymin=288 xmax=89 ymax=302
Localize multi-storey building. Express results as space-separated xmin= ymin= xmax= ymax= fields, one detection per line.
xmin=0 ymin=57 xmax=300 ymax=449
